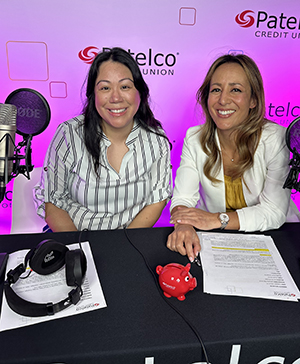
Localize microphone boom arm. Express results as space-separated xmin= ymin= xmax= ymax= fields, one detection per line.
xmin=283 ymin=147 xmax=300 ymax=192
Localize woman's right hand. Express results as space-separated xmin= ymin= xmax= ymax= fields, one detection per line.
xmin=166 ymin=223 xmax=200 ymax=262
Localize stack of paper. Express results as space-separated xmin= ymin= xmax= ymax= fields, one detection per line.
xmin=198 ymin=232 xmax=300 ymax=302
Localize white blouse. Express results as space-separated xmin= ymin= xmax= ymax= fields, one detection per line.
xmin=34 ymin=116 xmax=172 ymax=230
xmin=171 ymin=122 xmax=299 ymax=232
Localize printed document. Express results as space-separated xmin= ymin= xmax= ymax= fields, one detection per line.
xmin=0 ymin=241 xmax=107 ymax=332
xmin=198 ymin=232 xmax=300 ymax=301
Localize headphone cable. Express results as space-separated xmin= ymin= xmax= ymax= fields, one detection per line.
xmin=123 ymin=227 xmax=210 ymax=364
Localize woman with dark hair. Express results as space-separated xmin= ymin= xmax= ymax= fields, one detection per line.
xmin=167 ymin=53 xmax=299 ymax=261
xmin=34 ymin=47 xmax=171 ymax=232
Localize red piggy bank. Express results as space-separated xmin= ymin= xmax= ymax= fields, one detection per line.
xmin=156 ymin=263 xmax=197 ymax=301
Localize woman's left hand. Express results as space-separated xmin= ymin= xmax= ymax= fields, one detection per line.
xmin=170 ymin=207 xmax=220 ymax=231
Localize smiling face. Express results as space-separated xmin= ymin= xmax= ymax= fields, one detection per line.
xmin=94 ymin=60 xmax=141 ymax=137
xmin=207 ymin=62 xmax=256 ymax=135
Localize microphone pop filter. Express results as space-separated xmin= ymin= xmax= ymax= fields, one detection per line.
xmin=5 ymin=88 xmax=50 ymax=136
xmin=286 ymin=116 xmax=300 ymax=154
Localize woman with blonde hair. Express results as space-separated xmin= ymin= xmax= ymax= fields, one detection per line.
xmin=167 ymin=53 xmax=298 ymax=261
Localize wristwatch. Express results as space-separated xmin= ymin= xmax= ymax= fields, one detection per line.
xmin=219 ymin=212 xmax=229 ymax=230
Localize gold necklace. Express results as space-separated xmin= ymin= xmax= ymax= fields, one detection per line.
xmin=220 ymin=146 xmax=236 ymax=162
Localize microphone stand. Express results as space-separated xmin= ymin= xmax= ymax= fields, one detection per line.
xmin=13 ymin=135 xmax=34 ymax=179
xmin=283 ymin=147 xmax=300 ymax=192
xmin=0 ymin=133 xmax=16 ymax=185
xmin=0 ymin=133 xmax=34 ymax=203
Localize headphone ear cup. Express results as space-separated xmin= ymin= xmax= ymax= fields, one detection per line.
xmin=29 ymin=240 xmax=68 ymax=275
xmin=65 ymin=249 xmax=87 ymax=287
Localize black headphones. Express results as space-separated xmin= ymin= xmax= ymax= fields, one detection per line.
xmin=4 ymin=239 xmax=87 ymax=317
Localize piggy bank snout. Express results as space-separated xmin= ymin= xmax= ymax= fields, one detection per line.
xmin=189 ymin=276 xmax=197 ymax=289
xmin=183 ymin=273 xmax=197 ymax=290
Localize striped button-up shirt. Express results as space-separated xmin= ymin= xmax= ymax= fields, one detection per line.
xmin=34 ymin=115 xmax=172 ymax=230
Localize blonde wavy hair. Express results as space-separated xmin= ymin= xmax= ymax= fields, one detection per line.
xmin=197 ymin=54 xmax=266 ymax=183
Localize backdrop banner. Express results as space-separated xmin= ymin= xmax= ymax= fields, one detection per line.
xmin=1 ymin=0 xmax=299 ymax=233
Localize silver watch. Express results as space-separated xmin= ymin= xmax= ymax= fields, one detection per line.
xmin=219 ymin=213 xmax=229 ymax=229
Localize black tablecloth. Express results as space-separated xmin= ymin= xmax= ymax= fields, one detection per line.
xmin=1 ymin=224 xmax=300 ymax=364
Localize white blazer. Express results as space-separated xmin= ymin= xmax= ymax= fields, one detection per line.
xmin=171 ymin=122 xmax=300 ymax=232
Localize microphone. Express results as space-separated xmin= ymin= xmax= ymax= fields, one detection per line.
xmin=0 ymin=88 xmax=51 ymax=203
xmin=0 ymin=104 xmax=17 ymax=202
xmin=283 ymin=116 xmax=300 ymax=192
xmin=283 ymin=149 xmax=300 ymax=191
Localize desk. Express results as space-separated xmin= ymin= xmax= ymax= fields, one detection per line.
xmin=1 ymin=224 xmax=300 ymax=364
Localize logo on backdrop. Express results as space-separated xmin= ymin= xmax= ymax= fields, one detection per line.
xmin=235 ymin=10 xmax=300 ymax=39
xmin=267 ymin=101 xmax=300 ymax=127
xmin=78 ymin=46 xmax=178 ymax=76
xmin=0 ymin=190 xmax=12 ymax=209
xmin=235 ymin=10 xmax=255 ymax=28
xmin=78 ymin=46 xmax=99 ymax=64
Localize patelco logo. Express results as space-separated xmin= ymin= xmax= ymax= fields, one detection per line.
xmin=235 ymin=10 xmax=300 ymax=39
xmin=78 ymin=46 xmax=178 ymax=76
xmin=235 ymin=10 xmax=255 ymax=28
xmin=78 ymin=46 xmax=99 ymax=64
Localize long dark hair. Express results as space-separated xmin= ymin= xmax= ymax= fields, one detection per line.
xmin=197 ymin=53 xmax=266 ymax=183
xmin=82 ymin=47 xmax=168 ymax=174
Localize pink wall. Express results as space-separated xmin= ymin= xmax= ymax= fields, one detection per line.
xmin=1 ymin=0 xmax=300 ymax=234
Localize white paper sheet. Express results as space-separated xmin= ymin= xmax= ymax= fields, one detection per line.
xmin=0 ymin=241 xmax=107 ymax=332
xmin=198 ymin=232 xmax=300 ymax=301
